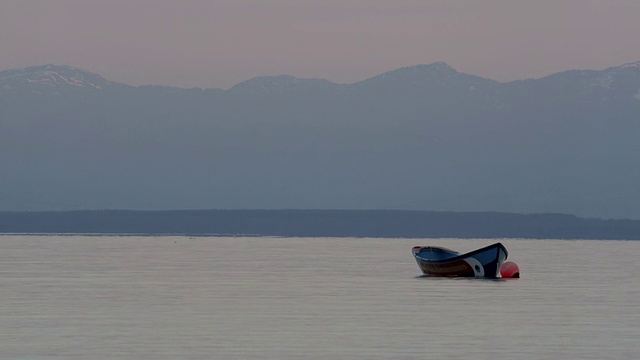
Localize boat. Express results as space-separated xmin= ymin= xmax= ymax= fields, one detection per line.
xmin=412 ymin=242 xmax=509 ymax=278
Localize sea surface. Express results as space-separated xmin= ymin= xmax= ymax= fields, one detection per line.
xmin=1 ymin=236 xmax=639 ymax=359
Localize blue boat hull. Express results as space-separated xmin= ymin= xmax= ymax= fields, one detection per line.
xmin=412 ymin=242 xmax=508 ymax=278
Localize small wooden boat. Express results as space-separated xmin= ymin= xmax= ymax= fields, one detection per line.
xmin=412 ymin=242 xmax=508 ymax=278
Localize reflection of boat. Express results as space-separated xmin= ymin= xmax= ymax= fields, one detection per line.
xmin=412 ymin=242 xmax=508 ymax=278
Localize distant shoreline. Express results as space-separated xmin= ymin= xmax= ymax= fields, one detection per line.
xmin=1 ymin=209 xmax=639 ymax=240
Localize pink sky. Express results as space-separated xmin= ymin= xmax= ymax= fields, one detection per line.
xmin=1 ymin=0 xmax=639 ymax=89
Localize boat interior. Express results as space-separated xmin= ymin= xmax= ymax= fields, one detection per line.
xmin=414 ymin=246 xmax=459 ymax=260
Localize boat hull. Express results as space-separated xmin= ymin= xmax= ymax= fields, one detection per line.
xmin=412 ymin=243 xmax=508 ymax=278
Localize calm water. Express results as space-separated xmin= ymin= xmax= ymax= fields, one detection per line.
xmin=1 ymin=236 xmax=639 ymax=359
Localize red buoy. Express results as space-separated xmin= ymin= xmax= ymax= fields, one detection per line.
xmin=500 ymin=261 xmax=520 ymax=278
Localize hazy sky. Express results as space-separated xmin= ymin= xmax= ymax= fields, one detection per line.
xmin=1 ymin=0 xmax=639 ymax=89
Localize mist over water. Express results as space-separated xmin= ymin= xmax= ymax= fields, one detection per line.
xmin=1 ymin=236 xmax=638 ymax=359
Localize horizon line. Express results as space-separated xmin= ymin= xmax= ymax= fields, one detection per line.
xmin=2 ymin=60 xmax=639 ymax=91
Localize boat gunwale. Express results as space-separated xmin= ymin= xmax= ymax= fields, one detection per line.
xmin=412 ymin=242 xmax=508 ymax=264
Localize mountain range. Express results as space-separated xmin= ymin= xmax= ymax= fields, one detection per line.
xmin=1 ymin=62 xmax=639 ymax=218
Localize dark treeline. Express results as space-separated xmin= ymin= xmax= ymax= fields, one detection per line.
xmin=0 ymin=210 xmax=638 ymax=239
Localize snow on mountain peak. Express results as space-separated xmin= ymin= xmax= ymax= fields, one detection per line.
xmin=603 ymin=61 xmax=640 ymax=75
xmin=619 ymin=61 xmax=640 ymax=69
xmin=0 ymin=64 xmax=113 ymax=92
